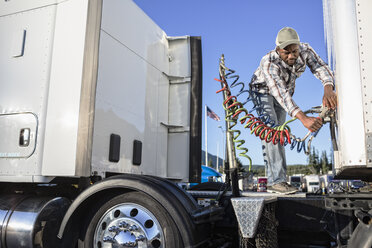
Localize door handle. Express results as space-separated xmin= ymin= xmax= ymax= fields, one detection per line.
xmin=19 ymin=128 xmax=30 ymax=147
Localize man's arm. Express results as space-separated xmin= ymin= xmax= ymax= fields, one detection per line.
xmin=295 ymin=111 xmax=323 ymax=133
xmin=262 ymin=58 xmax=324 ymax=132
xmin=304 ymin=44 xmax=338 ymax=110
xmin=296 ymin=84 xmax=335 ymax=132
xmin=323 ymin=84 xmax=337 ymax=109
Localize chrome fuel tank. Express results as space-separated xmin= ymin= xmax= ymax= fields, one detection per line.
xmin=0 ymin=195 xmax=70 ymax=248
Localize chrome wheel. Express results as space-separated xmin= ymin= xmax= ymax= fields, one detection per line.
xmin=93 ymin=203 xmax=164 ymax=248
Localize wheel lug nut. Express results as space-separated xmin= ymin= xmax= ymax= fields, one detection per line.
xmin=119 ymin=221 xmax=129 ymax=228
xmin=103 ymin=236 xmax=115 ymax=243
xmin=125 ymin=241 xmax=135 ymax=247
xmin=129 ymin=225 xmax=138 ymax=231
xmin=136 ymin=235 xmax=145 ymax=241
xmin=108 ymin=226 xmax=119 ymax=232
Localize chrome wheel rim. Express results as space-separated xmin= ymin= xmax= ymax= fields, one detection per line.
xmin=94 ymin=203 xmax=164 ymax=248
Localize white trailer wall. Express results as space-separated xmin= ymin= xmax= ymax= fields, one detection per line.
xmin=323 ymin=0 xmax=372 ymax=178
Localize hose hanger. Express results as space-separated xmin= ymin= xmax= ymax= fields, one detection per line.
xmin=215 ymin=55 xmax=333 ymax=166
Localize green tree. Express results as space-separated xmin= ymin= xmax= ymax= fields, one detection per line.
xmin=236 ymin=157 xmax=243 ymax=167
xmin=207 ymin=159 xmax=214 ymax=168
xmin=320 ymin=150 xmax=332 ymax=174
xmin=251 ymin=166 xmax=265 ymax=177
xmin=287 ymin=164 xmax=313 ymax=176
xmin=308 ymin=147 xmax=321 ymax=174
xmin=329 ymin=148 xmax=334 ymax=171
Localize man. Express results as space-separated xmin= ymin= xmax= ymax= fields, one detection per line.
xmin=250 ymin=27 xmax=337 ymax=194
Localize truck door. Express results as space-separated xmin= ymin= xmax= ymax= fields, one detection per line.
xmin=0 ymin=1 xmax=58 ymax=178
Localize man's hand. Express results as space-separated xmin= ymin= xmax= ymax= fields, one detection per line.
xmin=323 ymin=84 xmax=337 ymax=109
xmin=295 ymin=111 xmax=323 ymax=132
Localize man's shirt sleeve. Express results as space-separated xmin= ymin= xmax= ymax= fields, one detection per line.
xmin=304 ymin=44 xmax=334 ymax=88
xmin=261 ymin=59 xmax=301 ymax=118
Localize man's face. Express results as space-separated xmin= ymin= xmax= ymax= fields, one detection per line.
xmin=277 ymin=44 xmax=299 ymax=65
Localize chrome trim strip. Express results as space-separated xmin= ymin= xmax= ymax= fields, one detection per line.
xmin=75 ymin=0 xmax=103 ymax=176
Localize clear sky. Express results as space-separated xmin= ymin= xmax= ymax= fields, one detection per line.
xmin=134 ymin=0 xmax=333 ymax=166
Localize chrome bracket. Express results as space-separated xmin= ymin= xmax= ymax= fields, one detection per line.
xmin=160 ymin=122 xmax=190 ymax=133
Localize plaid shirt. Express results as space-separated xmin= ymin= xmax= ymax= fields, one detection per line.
xmin=250 ymin=43 xmax=334 ymax=117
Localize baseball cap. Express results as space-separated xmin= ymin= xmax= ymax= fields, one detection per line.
xmin=276 ymin=27 xmax=300 ymax=49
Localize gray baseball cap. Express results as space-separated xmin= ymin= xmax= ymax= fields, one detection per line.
xmin=275 ymin=27 xmax=300 ymax=49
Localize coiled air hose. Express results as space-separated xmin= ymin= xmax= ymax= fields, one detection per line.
xmin=216 ymin=56 xmax=333 ymax=167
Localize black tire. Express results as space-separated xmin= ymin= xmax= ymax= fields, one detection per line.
xmin=80 ymin=191 xmax=183 ymax=248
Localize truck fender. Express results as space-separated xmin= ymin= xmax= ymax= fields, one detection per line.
xmin=57 ymin=174 xmax=201 ymax=246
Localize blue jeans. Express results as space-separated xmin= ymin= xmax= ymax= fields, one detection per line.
xmin=254 ymin=94 xmax=287 ymax=186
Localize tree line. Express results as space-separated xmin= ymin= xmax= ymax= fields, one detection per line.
xmin=248 ymin=148 xmax=333 ymax=177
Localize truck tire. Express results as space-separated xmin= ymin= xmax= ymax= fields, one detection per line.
xmin=80 ymin=191 xmax=183 ymax=248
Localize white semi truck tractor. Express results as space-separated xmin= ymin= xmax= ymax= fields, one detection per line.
xmin=0 ymin=0 xmax=372 ymax=248
xmin=0 ymin=0 xmax=208 ymax=247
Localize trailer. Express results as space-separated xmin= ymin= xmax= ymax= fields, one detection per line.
xmin=0 ymin=0 xmax=372 ymax=247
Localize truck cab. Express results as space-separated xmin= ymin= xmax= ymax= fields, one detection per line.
xmin=304 ymin=175 xmax=320 ymax=193
xmin=0 ymin=1 xmax=205 ymax=247
xmin=289 ymin=176 xmax=302 ymax=190
xmin=257 ymin=177 xmax=268 ymax=192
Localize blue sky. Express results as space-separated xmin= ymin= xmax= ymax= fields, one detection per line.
xmin=134 ymin=0 xmax=333 ymax=165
